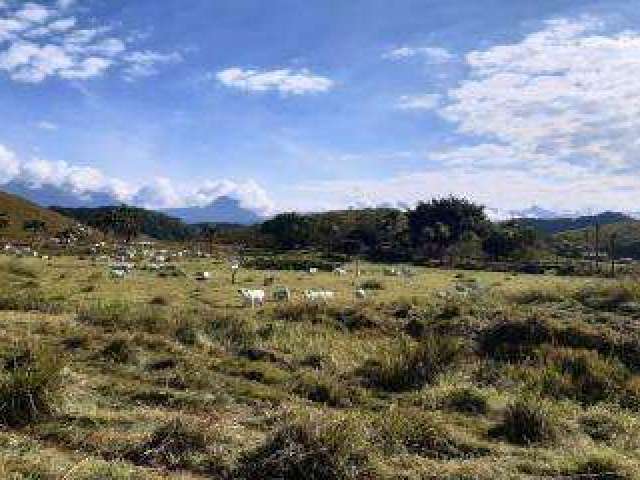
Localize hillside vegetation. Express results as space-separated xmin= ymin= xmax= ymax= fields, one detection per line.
xmin=555 ymin=220 xmax=640 ymax=259
xmin=52 ymin=205 xmax=198 ymax=242
xmin=0 ymin=191 xmax=74 ymax=240
xmin=513 ymin=212 xmax=633 ymax=235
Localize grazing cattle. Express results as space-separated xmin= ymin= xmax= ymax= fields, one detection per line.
xmin=110 ymin=269 xmax=127 ymax=279
xmin=239 ymin=289 xmax=265 ymax=308
xmin=333 ymin=267 xmax=348 ymax=276
xmin=304 ymin=289 xmax=335 ymax=302
xmin=355 ymin=288 xmax=367 ymax=300
xmin=309 ymin=267 xmax=319 ymax=274
xmin=272 ymin=287 xmax=291 ymax=302
xmin=196 ymin=271 xmax=211 ymax=281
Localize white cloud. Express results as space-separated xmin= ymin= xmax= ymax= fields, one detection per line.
xmin=0 ymin=2 xmax=181 ymax=83
xmin=36 ymin=121 xmax=58 ymax=130
xmin=396 ymin=93 xmax=441 ymax=111
xmin=436 ymin=16 xmax=640 ymax=176
xmin=384 ymin=45 xmax=454 ymax=63
xmin=0 ymin=143 xmax=275 ymax=214
xmin=15 ymin=3 xmax=51 ymax=24
xmin=123 ymin=50 xmax=182 ymax=79
xmin=216 ymin=67 xmax=334 ymax=95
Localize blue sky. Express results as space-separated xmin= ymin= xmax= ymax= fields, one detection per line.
xmin=1 ymin=0 xmax=640 ymax=216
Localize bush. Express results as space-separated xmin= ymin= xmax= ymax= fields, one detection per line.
xmin=0 ymin=345 xmax=65 ymax=427
xmin=233 ymin=414 xmax=372 ymax=480
xmin=494 ymin=398 xmax=556 ymax=445
xmin=445 ymin=387 xmax=489 ymax=415
xmin=362 ymin=336 xmax=464 ymax=392
xmin=274 ymin=302 xmax=329 ymax=324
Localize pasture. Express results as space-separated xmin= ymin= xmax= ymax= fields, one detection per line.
xmin=1 ymin=253 xmax=640 ymax=479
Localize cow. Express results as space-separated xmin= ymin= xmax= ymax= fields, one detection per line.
xmin=309 ymin=267 xmax=319 ymax=274
xmin=355 ymin=288 xmax=367 ymax=300
xmin=304 ymin=289 xmax=335 ymax=302
xmin=239 ymin=289 xmax=265 ymax=308
xmin=333 ymin=267 xmax=348 ymax=276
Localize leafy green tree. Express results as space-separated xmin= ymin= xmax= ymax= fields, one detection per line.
xmin=261 ymin=212 xmax=313 ymax=249
xmin=482 ymin=223 xmax=537 ymax=260
xmin=408 ymin=197 xmax=489 ymax=258
xmin=0 ymin=213 xmax=9 ymax=235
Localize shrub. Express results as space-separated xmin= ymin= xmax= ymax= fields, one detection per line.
xmin=445 ymin=387 xmax=489 ymax=415
xmin=207 ymin=313 xmax=258 ymax=350
xmin=274 ymin=302 xmax=328 ymax=324
xmin=233 ymin=414 xmax=372 ymax=480
xmin=362 ymin=336 xmax=464 ymax=392
xmin=0 ymin=345 xmax=65 ymax=427
xmin=494 ymin=398 xmax=556 ymax=445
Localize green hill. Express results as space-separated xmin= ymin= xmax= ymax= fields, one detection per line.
xmin=51 ymin=205 xmax=197 ymax=241
xmin=0 ymin=190 xmax=75 ymax=240
xmin=554 ymin=220 xmax=640 ymax=259
xmin=511 ymin=212 xmax=633 ymax=235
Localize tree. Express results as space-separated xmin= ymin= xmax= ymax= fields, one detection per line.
xmin=261 ymin=213 xmax=313 ymax=249
xmin=98 ymin=205 xmax=140 ymax=242
xmin=0 ymin=213 xmax=9 ymax=242
xmin=482 ymin=223 xmax=537 ymax=260
xmin=23 ymin=219 xmax=47 ymax=246
xmin=408 ymin=197 xmax=489 ymax=258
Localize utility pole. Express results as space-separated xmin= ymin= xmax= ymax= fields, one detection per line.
xmin=610 ymin=233 xmax=617 ymax=278
xmin=594 ymin=222 xmax=600 ymax=273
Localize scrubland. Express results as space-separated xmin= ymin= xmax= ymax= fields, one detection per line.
xmin=1 ymin=254 xmax=640 ymax=479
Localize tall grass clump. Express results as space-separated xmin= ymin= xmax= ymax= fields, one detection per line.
xmin=375 ymin=408 xmax=490 ymax=459
xmin=537 ymin=347 xmax=629 ymax=405
xmin=362 ymin=336 xmax=464 ymax=392
xmin=233 ymin=414 xmax=372 ymax=480
xmin=76 ymin=300 xmax=170 ymax=332
xmin=128 ymin=418 xmax=213 ymax=471
xmin=493 ymin=398 xmax=556 ymax=445
xmin=0 ymin=344 xmax=65 ymax=427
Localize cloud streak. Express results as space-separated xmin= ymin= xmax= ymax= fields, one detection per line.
xmin=216 ymin=67 xmax=334 ymax=95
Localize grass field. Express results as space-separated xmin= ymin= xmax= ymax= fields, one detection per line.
xmin=2 ymin=253 xmax=640 ymax=479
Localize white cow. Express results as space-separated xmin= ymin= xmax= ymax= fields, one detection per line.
xmin=110 ymin=269 xmax=127 ymax=279
xmin=333 ymin=267 xmax=348 ymax=276
xmin=196 ymin=271 xmax=211 ymax=281
xmin=355 ymin=288 xmax=367 ymax=300
xmin=304 ymin=289 xmax=335 ymax=302
xmin=239 ymin=289 xmax=265 ymax=308
xmin=309 ymin=267 xmax=319 ymax=274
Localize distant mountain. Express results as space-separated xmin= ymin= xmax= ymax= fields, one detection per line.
xmin=0 ymin=190 xmax=75 ymax=240
xmin=511 ymin=211 xmax=633 ymax=235
xmin=51 ymin=205 xmax=196 ymax=241
xmin=164 ymin=196 xmax=264 ymax=225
